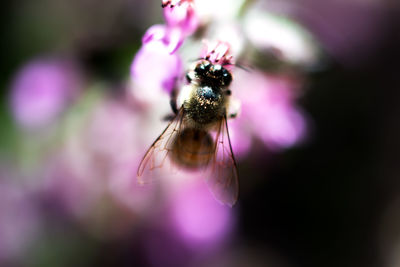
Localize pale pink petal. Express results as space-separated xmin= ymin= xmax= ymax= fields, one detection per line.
xmin=131 ymin=25 xmax=183 ymax=95
xmin=231 ymin=71 xmax=307 ymax=150
xmin=228 ymin=118 xmax=253 ymax=158
xmin=200 ymin=40 xmax=234 ymax=66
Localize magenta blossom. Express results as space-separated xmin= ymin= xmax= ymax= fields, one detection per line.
xmin=162 ymin=0 xmax=199 ymax=37
xmin=10 ymin=58 xmax=81 ymax=130
xmin=131 ymin=25 xmax=183 ymax=97
xmin=131 ymin=0 xmax=201 ymax=98
xmin=170 ymin=180 xmax=233 ymax=248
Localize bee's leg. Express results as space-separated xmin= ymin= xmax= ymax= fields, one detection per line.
xmin=163 ymin=113 xmax=176 ymax=121
xmin=170 ymin=87 xmax=179 ymax=115
xmin=185 ymin=73 xmax=192 ymax=83
xmin=162 ymin=85 xmax=179 ymax=121
xmin=226 ymin=93 xmax=240 ymax=119
xmin=225 ymin=90 xmax=234 ymax=118
xmin=163 ymin=90 xmax=177 ymax=121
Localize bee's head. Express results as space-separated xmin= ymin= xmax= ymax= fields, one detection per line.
xmin=194 ymin=60 xmax=232 ymax=87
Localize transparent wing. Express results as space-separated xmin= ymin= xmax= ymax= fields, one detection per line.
xmin=137 ymin=108 xmax=185 ymax=185
xmin=205 ymin=114 xmax=239 ymax=207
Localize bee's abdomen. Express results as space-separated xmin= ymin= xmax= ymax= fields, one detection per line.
xmin=171 ymin=128 xmax=215 ymax=169
xmin=184 ymin=86 xmax=224 ymax=126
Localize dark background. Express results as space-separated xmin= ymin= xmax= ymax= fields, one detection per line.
xmin=239 ymin=6 xmax=400 ymax=266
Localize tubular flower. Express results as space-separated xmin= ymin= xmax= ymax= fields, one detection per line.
xmin=162 ymin=0 xmax=199 ymax=37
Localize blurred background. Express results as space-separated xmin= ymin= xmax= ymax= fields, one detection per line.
xmin=1 ymin=0 xmax=400 ymax=267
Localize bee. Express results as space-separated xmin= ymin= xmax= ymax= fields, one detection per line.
xmin=137 ymin=58 xmax=239 ymax=206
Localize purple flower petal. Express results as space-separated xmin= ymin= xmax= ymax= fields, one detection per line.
xmin=10 ymin=58 xmax=81 ymax=130
xmin=163 ymin=0 xmax=199 ymax=36
xmin=142 ymin=24 xmax=184 ymax=55
xmin=170 ymin=180 xmax=233 ymax=247
xmin=231 ymin=71 xmax=307 ymax=151
xmin=131 ymin=25 xmax=183 ymax=96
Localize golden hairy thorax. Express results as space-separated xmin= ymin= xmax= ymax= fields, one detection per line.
xmin=183 ymin=85 xmax=227 ymax=129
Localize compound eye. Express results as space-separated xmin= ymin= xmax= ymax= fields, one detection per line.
xmin=211 ymin=65 xmax=223 ymax=76
xmin=195 ymin=62 xmax=210 ymax=77
xmin=222 ymin=68 xmax=232 ymax=86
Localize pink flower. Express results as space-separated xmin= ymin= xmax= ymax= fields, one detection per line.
xmin=162 ymin=0 xmax=199 ymax=37
xmin=131 ymin=25 xmax=183 ymax=96
xmin=170 ymin=180 xmax=233 ymax=247
xmin=42 ymin=96 xmax=146 ymax=219
xmin=10 ymin=58 xmax=82 ymax=130
xmin=131 ymin=0 xmax=201 ymax=98
xmin=200 ymin=40 xmax=234 ymax=66
xmin=230 ymin=71 xmax=307 ymax=156
xmin=130 ymin=0 xmax=319 ymax=205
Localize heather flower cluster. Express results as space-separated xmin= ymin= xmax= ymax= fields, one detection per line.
xmin=128 ymin=0 xmax=319 ymax=247
xmin=131 ymin=0 xmax=319 ymax=156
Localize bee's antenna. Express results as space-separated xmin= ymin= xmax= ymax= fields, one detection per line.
xmin=223 ymin=62 xmax=252 ymax=72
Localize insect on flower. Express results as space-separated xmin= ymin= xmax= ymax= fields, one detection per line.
xmin=137 ymin=42 xmax=239 ymax=207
